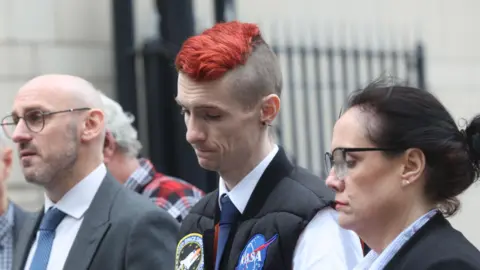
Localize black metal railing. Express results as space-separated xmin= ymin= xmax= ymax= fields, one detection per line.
xmin=271 ymin=43 xmax=426 ymax=177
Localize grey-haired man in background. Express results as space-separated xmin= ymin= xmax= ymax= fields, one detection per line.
xmin=99 ymin=91 xmax=204 ymax=223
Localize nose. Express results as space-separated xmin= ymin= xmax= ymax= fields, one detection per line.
xmin=325 ymin=169 xmax=345 ymax=192
xmin=11 ymin=120 xmax=32 ymax=144
xmin=185 ymin=118 xmax=207 ymax=145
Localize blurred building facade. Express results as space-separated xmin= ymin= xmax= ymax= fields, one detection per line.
xmin=1 ymin=0 xmax=480 ymax=247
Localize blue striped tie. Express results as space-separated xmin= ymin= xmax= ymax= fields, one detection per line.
xmin=215 ymin=195 xmax=240 ymax=270
xmin=29 ymin=207 xmax=66 ymax=270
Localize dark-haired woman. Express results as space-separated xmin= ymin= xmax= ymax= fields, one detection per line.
xmin=325 ymin=79 xmax=480 ymax=270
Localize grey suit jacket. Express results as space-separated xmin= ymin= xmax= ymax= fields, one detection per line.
xmin=12 ymin=203 xmax=34 ymax=253
xmin=12 ymin=173 xmax=179 ymax=270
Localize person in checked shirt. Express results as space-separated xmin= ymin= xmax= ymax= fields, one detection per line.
xmin=0 ymin=128 xmax=31 ymax=270
xmin=99 ymin=91 xmax=205 ymax=222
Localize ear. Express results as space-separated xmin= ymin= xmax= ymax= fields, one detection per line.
xmin=400 ymin=148 xmax=425 ymax=186
xmin=260 ymin=94 xmax=280 ymax=125
xmin=1 ymin=148 xmax=12 ymax=180
xmin=103 ymin=131 xmax=117 ymax=163
xmin=81 ymin=109 xmax=105 ymax=143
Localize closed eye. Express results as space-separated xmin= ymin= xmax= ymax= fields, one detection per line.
xmin=346 ymin=160 xmax=356 ymax=168
xmin=205 ymin=114 xmax=221 ymax=120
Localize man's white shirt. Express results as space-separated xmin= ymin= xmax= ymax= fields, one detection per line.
xmin=218 ymin=144 xmax=363 ymax=269
xmin=24 ymin=163 xmax=107 ymax=270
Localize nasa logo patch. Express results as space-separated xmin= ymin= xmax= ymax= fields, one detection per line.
xmin=175 ymin=233 xmax=204 ymax=270
xmin=235 ymin=234 xmax=278 ymax=270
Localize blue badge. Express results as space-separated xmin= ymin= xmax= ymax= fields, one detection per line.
xmin=236 ymin=234 xmax=278 ymax=270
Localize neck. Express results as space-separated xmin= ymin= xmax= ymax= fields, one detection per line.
xmin=45 ymin=154 xmax=103 ymax=203
xmin=360 ymin=200 xmax=435 ymax=254
xmin=221 ymin=138 xmax=274 ymax=190
xmin=113 ymin=154 xmax=141 ymax=184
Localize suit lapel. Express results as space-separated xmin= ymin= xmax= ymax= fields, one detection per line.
xmin=62 ymin=174 xmax=120 ymax=270
xmin=241 ymin=147 xmax=294 ymax=220
xmin=384 ymin=213 xmax=447 ymax=270
xmin=62 ymin=222 xmax=111 ymax=270
xmin=12 ymin=210 xmax=42 ymax=270
xmin=12 ymin=203 xmax=28 ymax=245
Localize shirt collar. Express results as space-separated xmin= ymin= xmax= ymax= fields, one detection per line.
xmin=44 ymin=163 xmax=107 ymax=220
xmin=355 ymin=208 xmax=438 ymax=270
xmin=218 ymin=144 xmax=279 ymax=213
xmin=124 ymin=158 xmax=156 ymax=192
xmin=0 ymin=203 xmax=14 ymax=242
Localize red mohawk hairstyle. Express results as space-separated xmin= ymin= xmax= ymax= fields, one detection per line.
xmin=175 ymin=21 xmax=262 ymax=82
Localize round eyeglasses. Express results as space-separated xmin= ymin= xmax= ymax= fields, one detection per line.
xmin=324 ymin=147 xmax=402 ymax=180
xmin=1 ymin=108 xmax=91 ymax=139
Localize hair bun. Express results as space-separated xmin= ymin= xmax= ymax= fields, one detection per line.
xmin=465 ymin=115 xmax=480 ymax=163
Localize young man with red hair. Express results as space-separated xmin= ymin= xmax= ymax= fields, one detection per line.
xmin=174 ymin=21 xmax=363 ymax=270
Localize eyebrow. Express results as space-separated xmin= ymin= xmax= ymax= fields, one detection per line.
xmin=175 ymin=98 xmax=225 ymax=110
xmin=11 ymin=105 xmax=49 ymax=115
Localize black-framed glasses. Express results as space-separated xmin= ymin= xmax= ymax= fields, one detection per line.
xmin=1 ymin=107 xmax=91 ymax=139
xmin=324 ymin=147 xmax=403 ymax=180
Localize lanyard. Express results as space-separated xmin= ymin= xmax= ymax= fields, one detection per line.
xmin=213 ymin=223 xmax=219 ymax=265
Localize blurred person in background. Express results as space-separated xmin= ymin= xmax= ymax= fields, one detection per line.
xmin=6 ymin=74 xmax=178 ymax=270
xmin=99 ymin=91 xmax=205 ymax=223
xmin=174 ymin=21 xmax=363 ymax=270
xmin=326 ymin=78 xmax=480 ymax=270
xmin=0 ymin=128 xmax=31 ymax=270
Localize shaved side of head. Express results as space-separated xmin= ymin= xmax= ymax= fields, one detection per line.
xmin=176 ymin=21 xmax=282 ymax=108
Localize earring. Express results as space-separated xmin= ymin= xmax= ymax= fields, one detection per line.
xmin=402 ymin=180 xmax=410 ymax=186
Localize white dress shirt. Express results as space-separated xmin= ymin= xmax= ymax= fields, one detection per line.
xmin=24 ymin=163 xmax=107 ymax=270
xmin=219 ymin=144 xmax=363 ymax=270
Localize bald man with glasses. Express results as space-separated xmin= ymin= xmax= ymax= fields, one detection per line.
xmin=6 ymin=74 xmax=178 ymax=270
